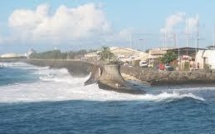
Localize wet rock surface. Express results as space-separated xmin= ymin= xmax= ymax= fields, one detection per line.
xmin=120 ymin=66 xmax=215 ymax=86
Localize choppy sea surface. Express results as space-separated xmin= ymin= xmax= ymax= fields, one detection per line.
xmin=0 ymin=62 xmax=215 ymax=134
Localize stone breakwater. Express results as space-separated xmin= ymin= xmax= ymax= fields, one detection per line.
xmin=120 ymin=66 xmax=215 ymax=86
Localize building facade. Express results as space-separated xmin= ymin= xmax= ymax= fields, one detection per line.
xmin=196 ymin=50 xmax=215 ymax=69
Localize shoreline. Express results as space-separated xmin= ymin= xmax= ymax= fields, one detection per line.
xmin=2 ymin=59 xmax=215 ymax=87
xmin=122 ymin=72 xmax=215 ymax=88
xmin=121 ymin=73 xmax=151 ymax=86
xmin=121 ymin=73 xmax=142 ymax=82
xmin=120 ymin=66 xmax=215 ymax=87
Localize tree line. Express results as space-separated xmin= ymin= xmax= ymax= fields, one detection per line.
xmin=29 ymin=49 xmax=96 ymax=60
xmin=29 ymin=47 xmax=178 ymax=66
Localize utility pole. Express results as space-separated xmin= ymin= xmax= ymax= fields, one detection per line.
xmin=186 ymin=19 xmax=189 ymax=47
xmin=195 ymin=19 xmax=200 ymax=69
xmin=213 ymin=26 xmax=215 ymax=49
xmin=164 ymin=29 xmax=167 ymax=48
xmin=129 ymin=34 xmax=132 ymax=49
xmin=175 ymin=33 xmax=181 ymax=70
xmin=173 ymin=33 xmax=177 ymax=48
xmin=139 ymin=38 xmax=144 ymax=51
xmin=196 ymin=20 xmax=200 ymax=54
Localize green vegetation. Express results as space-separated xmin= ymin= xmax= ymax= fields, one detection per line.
xmin=30 ymin=50 xmax=66 ymax=59
xmin=184 ymin=62 xmax=190 ymax=71
xmin=132 ymin=60 xmax=141 ymax=67
xmin=145 ymin=49 xmax=150 ymax=53
xmin=29 ymin=49 xmax=92 ymax=60
xmin=67 ymin=50 xmax=87 ymax=59
xmin=161 ymin=51 xmax=177 ymax=64
xmin=204 ymin=64 xmax=211 ymax=71
xmin=97 ymin=46 xmax=116 ymax=62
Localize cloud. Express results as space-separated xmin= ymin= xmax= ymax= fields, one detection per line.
xmin=0 ymin=30 xmax=3 ymax=44
xmin=160 ymin=12 xmax=200 ymax=46
xmin=0 ymin=37 xmax=3 ymax=44
xmin=186 ymin=15 xmax=199 ymax=33
xmin=160 ymin=12 xmax=186 ymax=33
xmin=161 ymin=12 xmax=200 ymax=34
xmin=8 ymin=3 xmax=112 ymax=45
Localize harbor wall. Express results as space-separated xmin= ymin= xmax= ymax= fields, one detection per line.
xmin=25 ymin=59 xmax=93 ymax=77
xmin=120 ymin=66 xmax=215 ymax=86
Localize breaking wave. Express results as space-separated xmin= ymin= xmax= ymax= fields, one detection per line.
xmin=0 ymin=62 xmax=205 ymax=103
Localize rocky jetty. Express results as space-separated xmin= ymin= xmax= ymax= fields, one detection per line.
xmin=121 ymin=66 xmax=215 ymax=86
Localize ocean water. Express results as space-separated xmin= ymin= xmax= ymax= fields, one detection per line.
xmin=0 ymin=62 xmax=215 ymax=134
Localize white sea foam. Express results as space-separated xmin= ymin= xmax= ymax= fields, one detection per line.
xmin=167 ymin=86 xmax=215 ymax=92
xmin=1 ymin=62 xmax=49 ymax=70
xmin=0 ymin=62 xmax=205 ymax=103
xmin=139 ymin=92 xmax=205 ymax=102
xmin=0 ymin=82 xmax=205 ymax=103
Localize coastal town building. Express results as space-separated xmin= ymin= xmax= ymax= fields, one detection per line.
xmin=84 ymin=52 xmax=98 ymax=61
xmin=166 ymin=47 xmax=206 ymax=70
xmin=167 ymin=47 xmax=200 ymax=70
xmin=147 ymin=47 xmax=171 ymax=68
xmin=84 ymin=46 xmax=215 ymax=70
xmin=195 ymin=50 xmax=215 ymax=69
xmin=0 ymin=53 xmax=26 ymax=58
xmin=84 ymin=46 xmax=149 ymax=64
xmin=167 ymin=47 xmax=206 ymax=59
xmin=148 ymin=47 xmax=170 ymax=59
xmin=109 ymin=47 xmax=148 ymax=62
xmin=207 ymin=45 xmax=215 ymax=50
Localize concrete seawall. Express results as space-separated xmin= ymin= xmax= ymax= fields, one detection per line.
xmin=25 ymin=59 xmax=94 ymax=77
xmin=84 ymin=65 xmax=101 ymax=85
xmin=98 ymin=64 xmax=146 ymax=94
xmin=99 ymin=64 xmax=124 ymax=84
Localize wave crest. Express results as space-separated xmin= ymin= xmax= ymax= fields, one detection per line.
xmin=139 ymin=92 xmax=205 ymax=102
xmin=0 ymin=62 xmax=205 ymax=103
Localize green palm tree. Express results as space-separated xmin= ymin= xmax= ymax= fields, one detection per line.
xmin=161 ymin=51 xmax=177 ymax=64
xmin=98 ymin=46 xmax=115 ymax=62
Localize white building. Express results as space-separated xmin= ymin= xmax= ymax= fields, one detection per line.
xmin=84 ymin=52 xmax=98 ymax=59
xmin=110 ymin=47 xmax=148 ymax=62
xmin=148 ymin=47 xmax=171 ymax=59
xmin=84 ymin=47 xmax=149 ymax=62
xmin=195 ymin=50 xmax=215 ymax=69
xmin=1 ymin=53 xmax=23 ymax=58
